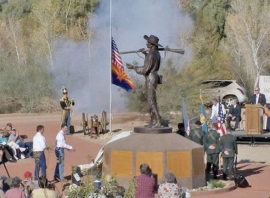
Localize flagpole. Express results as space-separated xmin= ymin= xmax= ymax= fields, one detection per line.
xmin=109 ymin=0 xmax=112 ymax=133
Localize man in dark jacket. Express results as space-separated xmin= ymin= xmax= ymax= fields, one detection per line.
xmin=250 ymin=87 xmax=266 ymax=106
xmin=188 ymin=120 xmax=204 ymax=145
xmin=203 ymin=124 xmax=220 ymax=181
xmin=227 ymin=99 xmax=241 ymax=131
xmin=220 ymin=129 xmax=237 ymax=180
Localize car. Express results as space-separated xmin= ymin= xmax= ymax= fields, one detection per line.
xmin=200 ymin=80 xmax=248 ymax=108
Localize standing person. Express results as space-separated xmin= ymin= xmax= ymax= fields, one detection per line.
xmin=227 ymin=99 xmax=241 ymax=131
xmin=54 ymin=124 xmax=75 ymax=182
xmin=126 ymin=35 xmax=163 ymax=128
xmin=33 ymin=125 xmax=48 ymax=181
xmin=203 ymin=124 xmax=221 ymax=181
xmin=210 ymin=98 xmax=226 ymax=127
xmin=220 ymin=129 xmax=238 ymax=180
xmin=60 ymin=87 xmax=75 ymax=135
xmin=250 ymin=87 xmax=266 ymax=106
xmin=135 ymin=163 xmax=155 ymax=198
xmin=188 ymin=120 xmax=204 ymax=145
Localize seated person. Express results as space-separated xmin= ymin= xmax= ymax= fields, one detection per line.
xmin=135 ymin=163 xmax=155 ymax=198
xmin=8 ymin=128 xmax=33 ymax=158
xmin=227 ymin=99 xmax=241 ymax=131
xmin=158 ymin=172 xmax=182 ymax=198
xmin=6 ymin=129 xmax=26 ymax=160
xmin=31 ymin=176 xmax=58 ymax=198
xmin=5 ymin=177 xmax=26 ymax=198
xmin=1 ymin=123 xmax=13 ymax=137
xmin=264 ymin=104 xmax=270 ymax=131
xmin=22 ymin=171 xmax=39 ymax=197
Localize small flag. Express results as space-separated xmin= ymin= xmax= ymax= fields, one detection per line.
xmin=182 ymin=98 xmax=190 ymax=135
xmin=111 ymin=38 xmax=135 ymax=92
xmin=199 ymin=93 xmax=208 ymax=134
xmin=217 ymin=97 xmax=226 ymax=136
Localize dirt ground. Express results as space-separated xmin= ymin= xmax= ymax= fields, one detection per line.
xmin=0 ymin=112 xmax=270 ymax=197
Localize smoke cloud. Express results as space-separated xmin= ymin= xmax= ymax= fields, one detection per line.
xmin=52 ymin=0 xmax=193 ymax=114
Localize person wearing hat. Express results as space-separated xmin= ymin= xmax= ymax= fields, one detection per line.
xmin=60 ymin=87 xmax=75 ymax=135
xmin=188 ymin=120 xmax=204 ymax=145
xmin=126 ymin=35 xmax=163 ymax=128
xmin=5 ymin=177 xmax=26 ymax=198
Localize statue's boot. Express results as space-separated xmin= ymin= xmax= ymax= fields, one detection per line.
xmin=145 ymin=112 xmax=154 ymax=128
xmin=151 ymin=109 xmax=162 ymax=128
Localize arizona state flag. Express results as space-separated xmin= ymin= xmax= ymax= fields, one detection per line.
xmin=111 ymin=38 xmax=135 ymax=92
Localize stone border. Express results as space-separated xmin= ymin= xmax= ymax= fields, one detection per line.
xmin=190 ymin=181 xmax=237 ymax=196
xmin=134 ymin=126 xmax=172 ymax=133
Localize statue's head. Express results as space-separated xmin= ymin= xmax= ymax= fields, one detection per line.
xmin=62 ymin=86 xmax=68 ymax=95
xmin=144 ymin=35 xmax=163 ymax=47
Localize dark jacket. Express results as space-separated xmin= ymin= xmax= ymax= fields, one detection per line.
xmin=219 ymin=133 xmax=237 ymax=158
xmin=203 ymin=130 xmax=220 ymax=154
xmin=228 ymin=104 xmax=241 ymax=118
xmin=188 ymin=128 xmax=204 ymax=145
xmin=250 ymin=93 xmax=266 ymax=106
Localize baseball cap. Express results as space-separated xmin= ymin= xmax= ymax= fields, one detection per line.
xmin=24 ymin=171 xmax=32 ymax=178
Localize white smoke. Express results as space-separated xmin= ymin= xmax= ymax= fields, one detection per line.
xmin=52 ymin=0 xmax=193 ymax=114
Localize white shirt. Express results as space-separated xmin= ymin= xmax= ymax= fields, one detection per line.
xmin=211 ymin=103 xmax=226 ymax=119
xmin=33 ymin=132 xmax=47 ymax=152
xmin=55 ymin=130 xmax=73 ymax=149
xmin=256 ymin=94 xmax=259 ymax=104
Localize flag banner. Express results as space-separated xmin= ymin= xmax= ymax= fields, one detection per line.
xmin=111 ymin=38 xmax=135 ymax=92
xmin=199 ymin=94 xmax=208 ymax=134
xmin=182 ymin=98 xmax=190 ymax=135
xmin=217 ymin=97 xmax=226 ymax=136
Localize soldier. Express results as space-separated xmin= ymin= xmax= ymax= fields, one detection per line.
xmin=188 ymin=120 xmax=204 ymax=145
xmin=60 ymin=87 xmax=75 ymax=135
xmin=203 ymin=124 xmax=220 ymax=181
xmin=219 ymin=129 xmax=237 ymax=180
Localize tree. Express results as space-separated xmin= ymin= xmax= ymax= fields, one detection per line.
xmin=224 ymin=0 xmax=270 ymax=93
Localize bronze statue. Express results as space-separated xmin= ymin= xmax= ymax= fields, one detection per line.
xmin=126 ymin=35 xmax=163 ymax=128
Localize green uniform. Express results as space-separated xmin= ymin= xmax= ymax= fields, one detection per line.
xmin=220 ymin=133 xmax=237 ymax=180
xmin=188 ymin=128 xmax=204 ymax=145
xmin=203 ymin=129 xmax=220 ymax=181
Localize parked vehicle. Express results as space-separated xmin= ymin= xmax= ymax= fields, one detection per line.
xmin=200 ymin=80 xmax=248 ymax=108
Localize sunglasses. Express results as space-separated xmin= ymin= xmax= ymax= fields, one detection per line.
xmin=255 ymin=90 xmax=259 ymax=91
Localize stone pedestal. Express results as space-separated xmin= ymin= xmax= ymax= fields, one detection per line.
xmin=102 ymin=127 xmax=205 ymax=189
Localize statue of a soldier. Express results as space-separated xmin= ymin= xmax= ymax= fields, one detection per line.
xmin=126 ymin=35 xmax=162 ymax=128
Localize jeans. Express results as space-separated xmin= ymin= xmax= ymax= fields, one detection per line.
xmin=18 ymin=141 xmax=33 ymax=157
xmin=62 ymin=110 xmax=71 ymax=134
xmin=54 ymin=148 xmax=65 ymax=180
xmin=34 ymin=151 xmax=46 ymax=180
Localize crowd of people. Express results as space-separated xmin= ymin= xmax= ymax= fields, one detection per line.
xmin=0 ymin=122 xmax=74 ymax=198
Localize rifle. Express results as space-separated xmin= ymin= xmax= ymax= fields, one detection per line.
xmin=119 ymin=47 xmax=185 ymax=55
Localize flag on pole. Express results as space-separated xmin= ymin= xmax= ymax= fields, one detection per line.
xmin=111 ymin=38 xmax=135 ymax=92
xmin=182 ymin=98 xmax=190 ymax=135
xmin=199 ymin=93 xmax=208 ymax=134
xmin=217 ymin=97 xmax=226 ymax=136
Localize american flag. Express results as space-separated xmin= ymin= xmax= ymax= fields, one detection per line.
xmin=112 ymin=38 xmax=124 ymax=71
xmin=217 ymin=97 xmax=226 ymax=136
xmin=111 ymin=38 xmax=134 ymax=92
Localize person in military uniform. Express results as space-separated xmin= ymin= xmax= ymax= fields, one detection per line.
xmin=60 ymin=87 xmax=75 ymax=135
xmin=176 ymin=123 xmax=186 ymax=137
xmin=188 ymin=120 xmax=204 ymax=145
xmin=203 ymin=124 xmax=220 ymax=181
xmin=219 ymin=128 xmax=237 ymax=180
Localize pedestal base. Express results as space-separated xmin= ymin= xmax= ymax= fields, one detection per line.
xmin=103 ymin=130 xmax=205 ymax=189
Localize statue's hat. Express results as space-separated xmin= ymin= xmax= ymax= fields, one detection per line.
xmin=144 ymin=35 xmax=163 ymax=47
